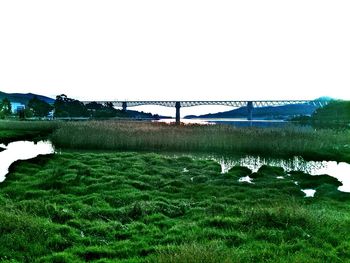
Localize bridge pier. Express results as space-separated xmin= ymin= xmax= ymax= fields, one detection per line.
xmin=122 ymin=102 xmax=127 ymax=112
xmin=175 ymin=102 xmax=181 ymax=125
xmin=247 ymin=101 xmax=253 ymax=120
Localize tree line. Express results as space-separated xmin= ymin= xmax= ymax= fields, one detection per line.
xmin=0 ymin=94 xmax=159 ymax=119
xmin=291 ymin=100 xmax=350 ymax=125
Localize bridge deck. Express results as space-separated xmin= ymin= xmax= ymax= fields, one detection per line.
xmin=82 ymin=100 xmax=328 ymax=108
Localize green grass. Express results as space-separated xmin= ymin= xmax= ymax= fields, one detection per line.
xmin=1 ymin=152 xmax=349 ymax=262
xmin=0 ymin=120 xmax=58 ymax=143
xmin=51 ymin=121 xmax=350 ymax=162
xmin=2 ymin=120 xmax=350 ymax=261
xmin=0 ymin=120 xmax=58 ymax=131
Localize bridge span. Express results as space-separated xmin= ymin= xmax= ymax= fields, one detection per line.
xmin=82 ymin=100 xmax=328 ymax=124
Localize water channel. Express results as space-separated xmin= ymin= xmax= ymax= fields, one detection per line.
xmin=154 ymin=118 xmax=302 ymax=128
xmin=0 ymin=140 xmax=54 ymax=182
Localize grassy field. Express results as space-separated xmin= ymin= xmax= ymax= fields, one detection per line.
xmin=1 ymin=120 xmax=350 ymax=262
xmin=51 ymin=121 xmax=350 ymax=162
xmin=1 ymin=152 xmax=349 ymax=262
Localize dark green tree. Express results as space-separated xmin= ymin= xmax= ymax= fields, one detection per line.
xmin=28 ymin=96 xmax=53 ymax=117
xmin=54 ymin=94 xmax=89 ymax=117
xmin=86 ymin=101 xmax=104 ymax=111
xmin=0 ymin=98 xmax=12 ymax=119
xmin=86 ymin=101 xmax=119 ymax=118
xmin=312 ymin=100 xmax=350 ymax=123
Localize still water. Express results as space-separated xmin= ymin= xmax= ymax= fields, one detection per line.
xmin=208 ymin=154 xmax=350 ymax=193
xmin=155 ymin=118 xmax=298 ymax=128
xmin=0 ymin=140 xmax=54 ymax=182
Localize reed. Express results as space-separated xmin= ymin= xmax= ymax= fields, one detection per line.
xmin=51 ymin=121 xmax=350 ymax=161
xmin=0 ymin=120 xmax=58 ymax=131
xmin=0 ymin=120 xmax=59 ymax=143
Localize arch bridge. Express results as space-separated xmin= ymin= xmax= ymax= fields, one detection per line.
xmin=82 ymin=100 xmax=329 ymax=124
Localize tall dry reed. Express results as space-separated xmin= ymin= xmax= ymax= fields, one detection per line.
xmin=51 ymin=121 xmax=350 ymax=160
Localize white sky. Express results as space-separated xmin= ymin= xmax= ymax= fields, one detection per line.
xmin=1 ymin=1 xmax=350 ymax=116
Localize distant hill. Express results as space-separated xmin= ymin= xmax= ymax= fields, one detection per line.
xmin=185 ymin=99 xmax=332 ymax=120
xmin=0 ymin=91 xmax=55 ymax=105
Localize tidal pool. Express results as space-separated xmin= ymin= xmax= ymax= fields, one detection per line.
xmin=302 ymin=189 xmax=316 ymax=197
xmin=212 ymin=155 xmax=350 ymax=192
xmin=0 ymin=140 xmax=54 ymax=182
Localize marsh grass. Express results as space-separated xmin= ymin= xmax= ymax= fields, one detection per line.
xmin=52 ymin=121 xmax=350 ymax=162
xmin=2 ymin=120 xmax=350 ymax=261
xmin=151 ymin=242 xmax=235 ymax=263
xmin=2 ymin=120 xmax=349 ymax=162
xmin=0 ymin=120 xmax=58 ymax=143
xmin=0 ymin=152 xmax=349 ymax=262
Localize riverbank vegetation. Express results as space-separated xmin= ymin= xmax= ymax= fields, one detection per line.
xmin=313 ymin=100 xmax=350 ymax=123
xmin=1 ymin=152 xmax=349 ymax=262
xmin=1 ymin=119 xmax=350 ymax=161
xmin=0 ymin=121 xmax=58 ymax=143
xmin=2 ymin=118 xmax=349 ymax=162
xmin=291 ymin=100 xmax=350 ymax=127
xmin=51 ymin=121 xmax=350 ymax=162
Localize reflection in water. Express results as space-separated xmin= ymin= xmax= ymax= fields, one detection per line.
xmin=217 ymin=155 xmax=331 ymax=174
xmin=0 ymin=141 xmax=54 ymax=182
xmin=211 ymin=155 xmax=350 ymax=192
xmin=154 ymin=118 xmax=297 ymax=128
xmin=154 ymin=119 xmax=213 ymax=125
